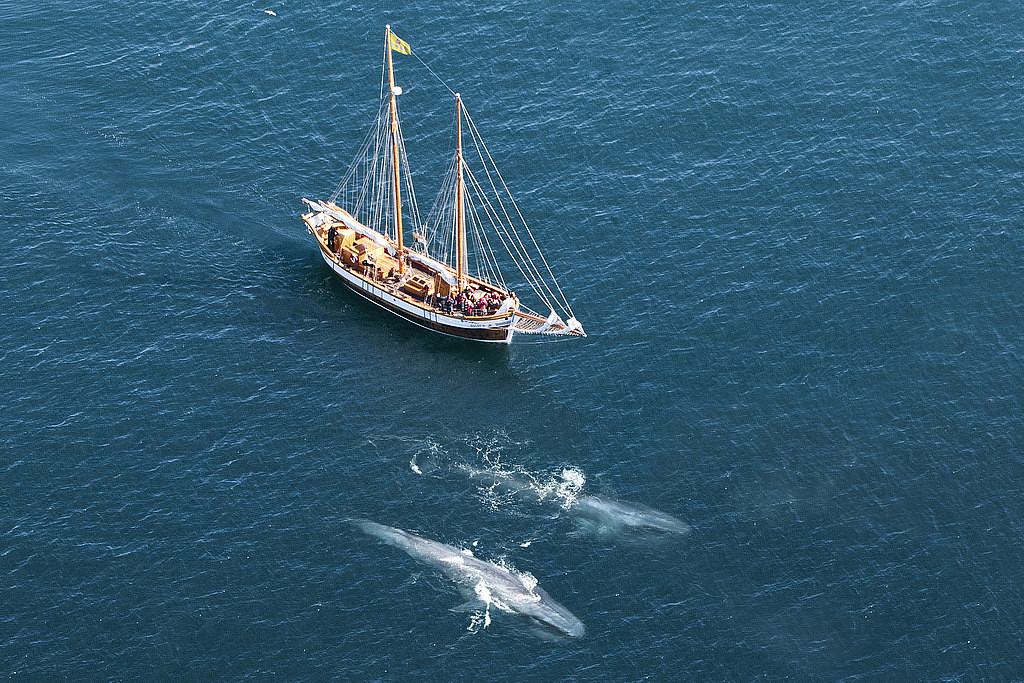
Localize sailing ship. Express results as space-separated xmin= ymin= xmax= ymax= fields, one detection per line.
xmin=302 ymin=26 xmax=585 ymax=343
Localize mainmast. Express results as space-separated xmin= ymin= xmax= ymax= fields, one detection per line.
xmin=455 ymin=93 xmax=467 ymax=287
xmin=386 ymin=25 xmax=405 ymax=274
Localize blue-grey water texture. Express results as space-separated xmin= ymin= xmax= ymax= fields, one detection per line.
xmin=3 ymin=0 xmax=1023 ymax=679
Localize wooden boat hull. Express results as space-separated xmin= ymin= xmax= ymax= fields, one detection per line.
xmin=318 ymin=244 xmax=516 ymax=343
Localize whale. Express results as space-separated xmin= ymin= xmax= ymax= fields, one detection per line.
xmin=569 ymin=494 xmax=691 ymax=537
xmin=466 ymin=468 xmax=691 ymax=539
xmin=353 ymin=520 xmax=585 ymax=638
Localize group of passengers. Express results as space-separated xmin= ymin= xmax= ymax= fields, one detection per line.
xmin=324 ymin=225 xmax=512 ymax=317
xmin=430 ymin=288 xmax=505 ymax=316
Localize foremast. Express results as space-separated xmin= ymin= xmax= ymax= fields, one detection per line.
xmin=386 ymin=25 xmax=405 ymax=274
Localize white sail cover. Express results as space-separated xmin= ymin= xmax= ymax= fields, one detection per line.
xmin=303 ymin=199 xmax=396 ymax=255
xmin=408 ymin=253 xmax=457 ymax=286
xmin=536 ymin=309 xmax=564 ymax=333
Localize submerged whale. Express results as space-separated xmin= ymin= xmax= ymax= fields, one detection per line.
xmin=467 ymin=469 xmax=691 ymax=539
xmin=570 ymin=494 xmax=691 ymax=537
xmin=354 ymin=520 xmax=585 ymax=638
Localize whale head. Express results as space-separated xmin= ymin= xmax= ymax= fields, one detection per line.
xmin=509 ymin=584 xmax=585 ymax=638
xmin=519 ymin=599 xmax=585 ymax=638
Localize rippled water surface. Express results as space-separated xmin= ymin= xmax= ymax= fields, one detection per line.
xmin=3 ymin=0 xmax=1023 ymax=679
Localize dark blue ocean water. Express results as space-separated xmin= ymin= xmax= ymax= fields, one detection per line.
xmin=3 ymin=0 xmax=1023 ymax=679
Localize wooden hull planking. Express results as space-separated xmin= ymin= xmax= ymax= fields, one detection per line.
xmin=309 ymin=220 xmax=517 ymax=344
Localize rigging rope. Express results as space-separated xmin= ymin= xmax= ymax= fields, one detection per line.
xmin=321 ymin=36 xmax=577 ymax=328
xmin=410 ymin=50 xmax=457 ymax=98
xmin=461 ymin=108 xmax=575 ymax=317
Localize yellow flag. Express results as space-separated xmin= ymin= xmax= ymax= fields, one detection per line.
xmin=389 ymin=31 xmax=411 ymax=55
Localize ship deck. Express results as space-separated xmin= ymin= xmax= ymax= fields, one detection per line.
xmin=314 ymin=223 xmax=513 ymax=321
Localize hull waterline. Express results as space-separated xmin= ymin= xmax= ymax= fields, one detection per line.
xmin=317 ymin=242 xmax=516 ymax=344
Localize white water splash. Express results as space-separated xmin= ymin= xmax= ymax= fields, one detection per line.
xmin=516 ymin=570 xmax=539 ymax=593
xmin=467 ymin=580 xmax=492 ymax=632
xmin=556 ymin=467 xmax=586 ymax=508
xmin=494 ymin=557 xmax=539 ymax=593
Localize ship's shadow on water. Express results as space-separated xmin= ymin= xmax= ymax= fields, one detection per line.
xmin=317 ymin=267 xmax=583 ymax=356
xmin=304 ymin=258 xmax=518 ymax=355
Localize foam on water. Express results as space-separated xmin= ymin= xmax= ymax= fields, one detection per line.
xmin=467 ymin=580 xmax=492 ymax=632
xmin=555 ymin=468 xmax=586 ymax=509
